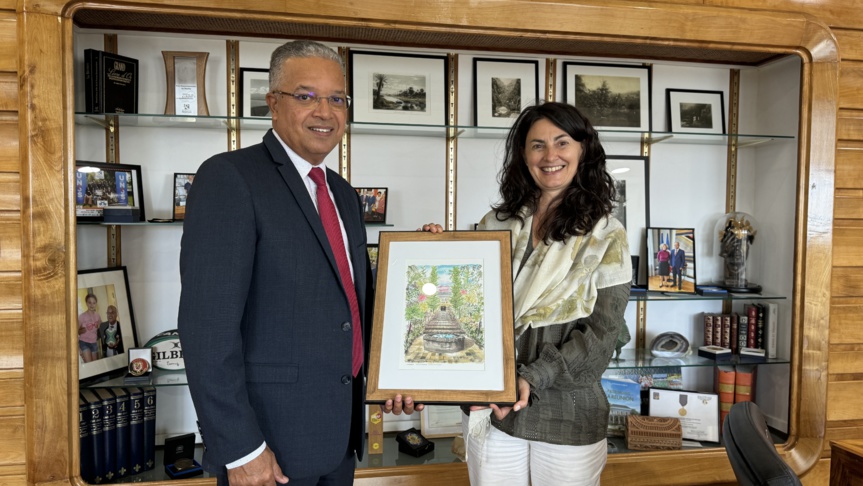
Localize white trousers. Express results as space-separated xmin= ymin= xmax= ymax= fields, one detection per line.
xmin=463 ymin=413 xmax=606 ymax=486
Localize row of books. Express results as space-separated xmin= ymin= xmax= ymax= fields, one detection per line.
xmin=715 ymin=365 xmax=756 ymax=427
xmin=79 ymin=387 xmax=156 ymax=484
xmin=702 ymin=302 xmax=779 ymax=358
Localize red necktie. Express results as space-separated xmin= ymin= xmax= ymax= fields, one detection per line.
xmin=309 ymin=167 xmax=363 ymax=376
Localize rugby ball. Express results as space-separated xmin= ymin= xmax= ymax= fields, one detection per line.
xmin=144 ymin=329 xmax=185 ymax=370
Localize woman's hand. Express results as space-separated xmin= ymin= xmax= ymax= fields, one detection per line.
xmin=418 ymin=223 xmax=444 ymax=233
xmin=470 ymin=376 xmax=531 ymax=420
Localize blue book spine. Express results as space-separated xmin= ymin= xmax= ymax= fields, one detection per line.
xmin=80 ymin=390 xmax=105 ymax=483
xmin=79 ymin=394 xmax=93 ymax=483
xmin=112 ymin=388 xmax=131 ymax=478
xmin=95 ymin=388 xmax=117 ymax=482
xmin=128 ymin=387 xmax=145 ymax=475
xmin=143 ymin=387 xmax=156 ymax=471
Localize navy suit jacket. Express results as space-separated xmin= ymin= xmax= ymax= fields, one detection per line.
xmin=178 ymin=130 xmax=370 ymax=478
xmin=670 ymin=248 xmax=686 ymax=271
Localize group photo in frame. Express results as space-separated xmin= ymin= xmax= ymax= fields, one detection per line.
xmin=77 ymin=266 xmax=139 ymax=382
xmin=646 ymin=227 xmax=697 ymax=293
xmin=349 ymin=50 xmax=448 ymax=126
xmin=173 ymin=172 xmax=195 ymax=221
xmin=666 ymin=88 xmax=726 ymax=134
xmin=472 ymin=57 xmax=540 ymax=127
xmin=74 ymin=161 xmax=146 ymax=222
xmin=366 ymin=231 xmax=516 ymax=404
xmin=239 ymin=67 xmax=271 ymax=118
xmin=607 ymin=156 xmax=650 ymax=282
xmin=355 ymin=187 xmax=388 ymax=224
xmin=562 ymin=62 xmax=652 ymax=132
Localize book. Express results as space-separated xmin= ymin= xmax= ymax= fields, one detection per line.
xmin=604 ymin=367 xmax=683 ymax=415
xmin=703 ymin=313 xmax=714 ymax=346
xmin=94 ymin=388 xmax=117 ymax=482
xmin=601 ymin=376 xmax=642 ymax=436
xmin=713 ymin=313 xmax=723 ymax=347
xmin=720 ymin=314 xmax=731 ymax=349
xmin=756 ymin=303 xmax=766 ymax=349
xmin=696 ymin=285 xmax=727 ymax=296
xmin=737 ymin=314 xmax=749 ymax=353
xmin=128 ymin=387 xmax=145 ymax=475
xmin=79 ymin=393 xmax=94 ymax=484
xmin=730 ymin=313 xmax=739 ymax=354
xmin=143 ymin=387 xmax=157 ymax=470
xmin=715 ymin=365 xmax=736 ymax=428
xmin=84 ymin=49 xmax=139 ymax=114
xmin=746 ymin=304 xmax=758 ymax=348
xmin=112 ymin=388 xmax=131 ymax=479
xmin=735 ymin=364 xmax=757 ymax=403
xmin=80 ymin=389 xmax=105 ymax=483
xmin=765 ymin=302 xmax=779 ymax=359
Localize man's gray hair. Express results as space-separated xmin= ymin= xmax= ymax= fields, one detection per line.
xmin=269 ymin=40 xmax=344 ymax=90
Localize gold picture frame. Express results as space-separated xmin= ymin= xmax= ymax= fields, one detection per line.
xmin=366 ymin=231 xmax=516 ymax=405
xmin=162 ymin=51 xmax=210 ymax=116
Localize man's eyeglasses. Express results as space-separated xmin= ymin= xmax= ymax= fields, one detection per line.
xmin=272 ymin=90 xmax=351 ymax=111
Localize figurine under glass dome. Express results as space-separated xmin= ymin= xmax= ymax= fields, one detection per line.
xmin=715 ymin=211 xmax=762 ymax=293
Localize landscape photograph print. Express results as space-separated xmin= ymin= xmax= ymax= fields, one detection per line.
xmin=563 ymin=62 xmax=651 ymax=131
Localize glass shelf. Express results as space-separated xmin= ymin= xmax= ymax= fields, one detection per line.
xmin=77 ymin=220 xmax=183 ymax=226
xmin=74 ymin=113 xmax=796 ymax=145
xmin=84 ymin=369 xmax=189 ymax=388
xmin=629 ymin=290 xmax=785 ymax=301
xmin=606 ymin=348 xmax=790 ymax=370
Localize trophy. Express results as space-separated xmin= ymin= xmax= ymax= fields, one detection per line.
xmin=715 ymin=211 xmax=761 ymax=293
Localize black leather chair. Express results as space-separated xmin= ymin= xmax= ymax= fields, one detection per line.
xmin=723 ymin=401 xmax=802 ymax=486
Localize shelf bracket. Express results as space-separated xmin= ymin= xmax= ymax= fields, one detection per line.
xmin=226 ymin=40 xmax=240 ymax=151
xmin=726 ymin=69 xmax=740 ymax=213
xmin=445 ymin=52 xmax=458 ymax=231
xmin=340 ymin=47 xmax=351 ymax=181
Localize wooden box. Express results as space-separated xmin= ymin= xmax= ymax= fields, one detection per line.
xmin=625 ymin=415 xmax=683 ymax=451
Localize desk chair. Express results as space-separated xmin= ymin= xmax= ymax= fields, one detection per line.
xmin=723 ymin=401 xmax=802 ymax=486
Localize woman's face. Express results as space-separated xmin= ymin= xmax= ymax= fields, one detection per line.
xmin=523 ymin=118 xmax=582 ymax=200
xmin=86 ymin=296 xmax=97 ymax=312
xmin=661 ymin=244 xmax=668 ymax=251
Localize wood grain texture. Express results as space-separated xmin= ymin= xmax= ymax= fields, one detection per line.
xmin=840 ymin=62 xmax=863 ymax=110
xmin=0 ymin=379 xmax=22 ymax=408
xmin=838 ymin=110 xmax=863 ymax=141
xmin=833 ymin=267 xmax=863 ymax=298
xmin=356 ymin=463 xmax=468 ymax=485
xmin=833 ymin=220 xmax=863 ymax=266
xmin=0 ymin=275 xmax=20 ymax=311
xmin=0 ymin=313 xmax=21 ymax=369
xmin=0 ymin=223 xmax=20 ymax=272
xmin=836 ymin=189 xmax=863 ymax=219
xmin=835 ymin=29 xmax=863 ymax=62
xmin=707 ymin=0 xmax=863 ymax=30
xmin=830 ymin=298 xmax=863 ymax=344
xmin=829 ymin=381 xmax=863 ymax=421
xmin=0 ymin=14 xmax=14 ymax=73
xmin=0 ymin=73 xmax=16 ymax=112
xmin=0 ymin=120 xmax=20 ymax=173
xmin=829 ymin=350 xmax=863 ymax=375
xmin=0 ymin=416 xmax=24 ymax=467
xmin=830 ymin=440 xmax=863 ymax=485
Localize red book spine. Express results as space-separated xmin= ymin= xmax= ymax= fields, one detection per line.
xmin=717 ymin=366 xmax=736 ymax=428
xmin=730 ymin=313 xmax=739 ymax=354
xmin=747 ymin=305 xmax=758 ymax=348
xmin=721 ymin=315 xmax=731 ymax=348
xmin=735 ymin=365 xmax=756 ymax=403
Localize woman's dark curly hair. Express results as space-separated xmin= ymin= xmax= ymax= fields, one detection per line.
xmin=491 ymin=102 xmax=616 ymax=243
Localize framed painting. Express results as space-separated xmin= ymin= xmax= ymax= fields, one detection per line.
xmin=472 ymin=57 xmax=539 ymax=127
xmin=77 ymin=266 xmax=139 ymax=382
xmin=172 ymin=172 xmax=195 ymax=221
xmin=420 ymin=405 xmax=464 ymax=438
xmin=366 ymin=231 xmax=516 ymax=404
xmin=562 ymin=62 xmax=651 ymax=132
xmin=646 ymin=228 xmax=697 ymax=294
xmin=355 ymin=187 xmax=388 ymax=224
xmin=74 ymin=161 xmax=146 ymax=222
xmin=666 ymin=89 xmax=725 ymax=134
xmin=607 ymin=155 xmax=649 ymax=283
xmin=349 ymin=50 xmax=448 ymax=126
xmin=239 ymin=67 xmax=271 ymax=118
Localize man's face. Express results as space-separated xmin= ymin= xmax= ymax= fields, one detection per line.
xmin=674 ymin=242 xmax=680 ymax=250
xmin=266 ymin=57 xmax=347 ymax=165
xmin=107 ymin=307 xmax=117 ymax=323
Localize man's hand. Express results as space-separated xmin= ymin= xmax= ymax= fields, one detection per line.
xmin=418 ymin=223 xmax=444 ymax=233
xmin=381 ymin=394 xmax=424 ymax=415
xmin=227 ymin=446 xmax=289 ymax=486
xmin=470 ymin=376 xmax=531 ymax=421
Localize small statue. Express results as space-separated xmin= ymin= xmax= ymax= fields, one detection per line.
xmin=717 ymin=212 xmax=760 ymax=292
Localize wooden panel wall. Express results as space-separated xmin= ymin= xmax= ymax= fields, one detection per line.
xmin=0 ymin=1 xmax=23 ymax=484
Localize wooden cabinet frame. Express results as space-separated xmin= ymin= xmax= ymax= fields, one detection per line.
xmin=18 ymin=0 xmax=836 ymax=484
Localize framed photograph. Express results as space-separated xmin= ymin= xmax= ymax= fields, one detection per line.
xmin=367 ymin=244 xmax=379 ymax=272
xmin=239 ymin=68 xmax=271 ymax=118
xmin=472 ymin=57 xmax=539 ymax=127
xmin=355 ymin=187 xmax=388 ymax=224
xmin=646 ymin=228 xmax=697 ymax=294
xmin=649 ymin=388 xmax=719 ymax=442
xmin=172 ymin=172 xmax=195 ymax=221
xmin=666 ymin=89 xmax=725 ymax=134
xmin=366 ymin=231 xmax=516 ymax=404
xmin=77 ymin=266 xmax=139 ymax=382
xmin=562 ymin=62 xmax=651 ymax=132
xmin=420 ymin=405 xmax=463 ymax=438
xmin=74 ymin=161 xmax=146 ymax=222
xmin=607 ymin=156 xmax=649 ymax=271
xmin=162 ymin=51 xmax=209 ymax=116
xmin=349 ymin=50 xmax=448 ymax=126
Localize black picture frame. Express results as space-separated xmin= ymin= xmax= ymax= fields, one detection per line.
xmin=77 ymin=266 xmax=139 ymax=382
xmin=239 ymin=67 xmax=271 ymax=118
xmin=75 ymin=161 xmax=146 ymax=223
xmin=355 ymin=187 xmax=388 ymax=224
xmin=472 ymin=57 xmax=540 ymax=127
xmin=173 ymin=172 xmax=195 ymax=221
xmin=562 ymin=62 xmax=652 ymax=132
xmin=666 ymin=88 xmax=726 ymax=134
xmin=646 ymin=228 xmax=697 ymax=294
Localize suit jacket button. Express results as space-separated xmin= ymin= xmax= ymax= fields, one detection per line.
xmin=342 ymin=321 xmax=351 ymax=332
xmin=341 ymin=375 xmax=352 ymax=385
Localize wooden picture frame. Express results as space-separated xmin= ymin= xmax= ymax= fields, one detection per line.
xmin=366 ymin=231 xmax=516 ymax=404
xmin=666 ymin=88 xmax=726 ymax=134
xmin=562 ymin=62 xmax=651 ymax=132
xmin=349 ymin=50 xmax=448 ymax=126
xmin=162 ymin=51 xmax=210 ymax=116
xmin=239 ymin=67 xmax=271 ymax=118
xmin=74 ymin=161 xmax=146 ymax=222
xmin=472 ymin=57 xmax=540 ymax=127
xmin=646 ymin=227 xmax=697 ymax=294
xmin=172 ymin=172 xmax=195 ymax=221
xmin=77 ymin=266 xmax=139 ymax=382
xmin=355 ymin=187 xmax=388 ymax=224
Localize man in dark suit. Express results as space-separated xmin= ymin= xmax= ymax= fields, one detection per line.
xmin=179 ymin=40 xmax=417 ymax=486
xmin=670 ymin=241 xmax=686 ymax=290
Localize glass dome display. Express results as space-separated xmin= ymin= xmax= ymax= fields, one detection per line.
xmin=714 ymin=211 xmax=762 ymax=293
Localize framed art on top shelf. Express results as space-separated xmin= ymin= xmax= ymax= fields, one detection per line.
xmin=173 ymin=172 xmax=195 ymax=221
xmin=239 ymin=67 xmax=271 ymax=118
xmin=349 ymin=50 xmax=448 ymax=126
xmin=356 ymin=187 xmax=388 ymax=224
xmin=646 ymin=228 xmax=697 ymax=294
xmin=472 ymin=57 xmax=540 ymax=127
xmin=74 ymin=161 xmax=146 ymax=223
xmin=77 ymin=266 xmax=139 ymax=382
xmin=366 ymin=231 xmax=516 ymax=404
xmin=666 ymin=89 xmax=725 ymax=134
xmin=562 ymin=62 xmax=651 ymax=132
xmin=607 ymin=156 xmax=649 ymax=271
